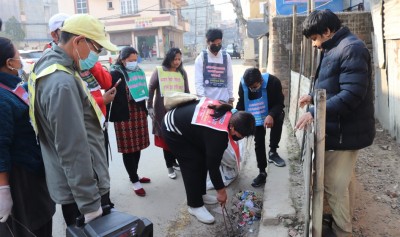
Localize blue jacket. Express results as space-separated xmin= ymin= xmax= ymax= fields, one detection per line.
xmin=310 ymin=27 xmax=375 ymax=150
xmin=0 ymin=72 xmax=44 ymax=174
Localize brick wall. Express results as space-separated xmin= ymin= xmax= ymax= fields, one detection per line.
xmin=266 ymin=12 xmax=373 ymax=106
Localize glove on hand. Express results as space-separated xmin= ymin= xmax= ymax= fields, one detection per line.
xmin=0 ymin=185 xmax=13 ymax=223
xmin=148 ymin=108 xmax=155 ymax=119
xmin=84 ymin=206 xmax=103 ymax=224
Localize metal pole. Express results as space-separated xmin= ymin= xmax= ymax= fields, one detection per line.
xmin=294 ymin=38 xmax=305 ymax=137
xmin=194 ymin=0 xmax=197 ymax=50
xmin=312 ymin=89 xmax=326 ymax=237
xmin=291 ymin=5 xmax=297 ymax=71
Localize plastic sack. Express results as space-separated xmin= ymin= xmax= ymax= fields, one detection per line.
xmin=206 ymin=139 xmax=245 ymax=190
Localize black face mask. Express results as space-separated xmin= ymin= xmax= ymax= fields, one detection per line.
xmin=231 ymin=135 xmax=242 ymax=141
xmin=210 ymin=44 xmax=222 ymax=53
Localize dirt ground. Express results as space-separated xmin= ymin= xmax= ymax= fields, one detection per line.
xmin=288 ymin=121 xmax=400 ymax=237
xmin=352 ymin=122 xmax=400 ymax=237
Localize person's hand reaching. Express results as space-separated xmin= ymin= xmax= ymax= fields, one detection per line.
xmin=217 ymin=188 xmax=228 ymax=207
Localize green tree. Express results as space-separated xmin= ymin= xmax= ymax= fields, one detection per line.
xmin=5 ymin=16 xmax=25 ymax=42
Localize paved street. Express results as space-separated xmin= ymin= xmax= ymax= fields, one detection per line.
xmin=52 ymin=58 xmax=257 ymax=236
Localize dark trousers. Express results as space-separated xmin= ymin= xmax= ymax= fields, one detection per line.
xmin=0 ymin=218 xmax=52 ymax=237
xmin=123 ymin=151 xmax=141 ymax=183
xmin=61 ymin=192 xmax=113 ymax=226
xmin=162 ymin=129 xmax=207 ymax=208
xmin=254 ymin=111 xmax=284 ymax=171
xmin=0 ymin=164 xmax=55 ymax=237
xmin=163 ymin=149 xmax=175 ymax=168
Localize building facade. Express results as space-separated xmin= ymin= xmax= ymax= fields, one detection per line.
xmin=181 ymin=0 xmax=222 ymax=54
xmin=58 ymin=0 xmax=189 ymax=58
xmin=0 ymin=0 xmax=59 ymax=49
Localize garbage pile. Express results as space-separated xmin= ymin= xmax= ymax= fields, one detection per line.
xmin=219 ymin=190 xmax=263 ymax=236
xmin=234 ymin=190 xmax=263 ymax=227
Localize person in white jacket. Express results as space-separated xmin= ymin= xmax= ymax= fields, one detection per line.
xmin=194 ymin=28 xmax=234 ymax=104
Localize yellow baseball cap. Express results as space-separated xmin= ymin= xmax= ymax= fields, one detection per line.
xmin=61 ymin=14 xmax=118 ymax=52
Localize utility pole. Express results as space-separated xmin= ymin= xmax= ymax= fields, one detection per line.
xmin=205 ymin=1 xmax=209 ymax=30
xmin=194 ymin=0 xmax=198 ymax=53
xmin=230 ymin=0 xmax=247 ymax=28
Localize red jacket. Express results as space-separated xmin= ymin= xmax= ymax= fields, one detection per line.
xmin=89 ymin=62 xmax=112 ymax=115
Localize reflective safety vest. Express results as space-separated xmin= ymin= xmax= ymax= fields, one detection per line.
xmin=202 ymin=50 xmax=228 ymax=88
xmin=191 ymin=97 xmax=241 ymax=169
xmin=156 ymin=66 xmax=185 ymax=96
xmin=28 ymin=64 xmax=105 ymax=135
xmin=241 ymin=73 xmax=269 ymax=126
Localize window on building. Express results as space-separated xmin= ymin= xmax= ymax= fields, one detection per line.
xmin=108 ymin=1 xmax=113 ymax=10
xmin=121 ymin=0 xmax=138 ymax=15
xmin=76 ymin=0 xmax=88 ymax=13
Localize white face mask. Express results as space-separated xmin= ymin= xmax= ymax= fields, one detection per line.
xmin=125 ymin=61 xmax=138 ymax=71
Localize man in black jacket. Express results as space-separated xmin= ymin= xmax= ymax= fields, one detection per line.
xmin=236 ymin=68 xmax=286 ymax=187
xmin=296 ymin=10 xmax=375 ymax=237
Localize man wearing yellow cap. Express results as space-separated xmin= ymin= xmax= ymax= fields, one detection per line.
xmin=28 ymin=14 xmax=118 ymax=226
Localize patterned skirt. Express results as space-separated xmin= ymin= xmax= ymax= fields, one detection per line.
xmin=114 ymin=101 xmax=150 ymax=153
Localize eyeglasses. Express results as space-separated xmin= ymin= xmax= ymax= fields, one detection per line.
xmin=87 ymin=39 xmax=102 ymax=54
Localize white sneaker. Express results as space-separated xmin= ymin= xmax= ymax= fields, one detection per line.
xmin=188 ymin=206 xmax=215 ymax=224
xmin=172 ymin=162 xmax=180 ymax=171
xmin=202 ymin=194 xmax=218 ymax=205
xmin=168 ymin=168 xmax=177 ymax=179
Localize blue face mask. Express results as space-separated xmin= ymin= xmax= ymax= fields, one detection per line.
xmin=125 ymin=61 xmax=138 ymax=71
xmin=77 ymin=41 xmax=99 ymax=71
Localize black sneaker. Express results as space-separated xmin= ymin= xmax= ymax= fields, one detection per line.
xmin=251 ymin=173 xmax=267 ymax=187
xmin=268 ymin=152 xmax=286 ymax=167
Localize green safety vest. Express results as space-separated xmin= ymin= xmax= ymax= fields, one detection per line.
xmin=28 ymin=64 xmax=105 ymax=135
xmin=156 ymin=66 xmax=185 ymax=96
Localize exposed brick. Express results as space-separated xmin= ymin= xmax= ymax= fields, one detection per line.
xmin=268 ymin=12 xmax=373 ymax=107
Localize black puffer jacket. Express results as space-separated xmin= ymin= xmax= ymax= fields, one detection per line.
xmin=309 ymin=27 xmax=375 ymax=150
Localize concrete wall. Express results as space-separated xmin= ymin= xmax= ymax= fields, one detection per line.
xmin=288 ymin=71 xmax=311 ymax=145
xmin=385 ymin=40 xmax=400 ymax=140
xmin=267 ymin=12 xmax=373 ymax=108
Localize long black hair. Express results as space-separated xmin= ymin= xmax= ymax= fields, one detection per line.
xmin=115 ymin=46 xmax=138 ymax=67
xmin=208 ymin=102 xmax=255 ymax=137
xmin=161 ymin=47 xmax=185 ymax=75
xmin=0 ymin=37 xmax=16 ymax=68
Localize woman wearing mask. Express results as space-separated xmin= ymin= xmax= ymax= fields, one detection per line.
xmin=0 ymin=37 xmax=55 ymax=236
xmin=162 ymin=98 xmax=255 ymax=224
xmin=108 ymin=47 xmax=150 ymax=197
xmin=147 ymin=48 xmax=190 ymax=179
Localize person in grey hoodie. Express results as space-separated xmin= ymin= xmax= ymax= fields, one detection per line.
xmin=28 ymin=14 xmax=118 ymax=226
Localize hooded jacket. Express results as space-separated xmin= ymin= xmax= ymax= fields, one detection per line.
xmin=31 ymin=45 xmax=110 ymax=213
